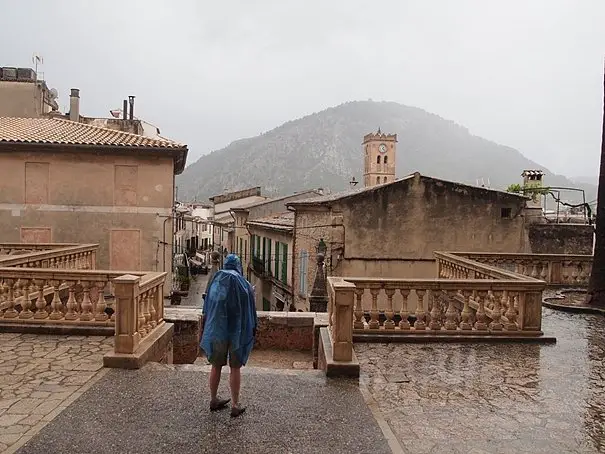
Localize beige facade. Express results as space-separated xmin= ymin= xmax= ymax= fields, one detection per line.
xmin=288 ymin=173 xmax=534 ymax=310
xmin=0 ymin=67 xmax=58 ymax=118
xmin=0 ymin=117 xmax=187 ymax=294
xmin=246 ymin=213 xmax=295 ymax=311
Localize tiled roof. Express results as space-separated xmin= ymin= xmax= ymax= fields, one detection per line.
xmin=287 ymin=172 xmax=528 ymax=207
xmin=247 ymin=211 xmax=294 ymax=231
xmin=0 ymin=117 xmax=186 ymax=149
xmin=521 ymin=170 xmax=544 ymax=176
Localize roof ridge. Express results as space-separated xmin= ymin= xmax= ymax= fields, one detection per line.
xmin=48 ymin=117 xmax=184 ymax=146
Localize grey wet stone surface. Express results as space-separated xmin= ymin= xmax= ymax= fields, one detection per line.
xmin=357 ymin=307 xmax=605 ymax=453
xmin=17 ymin=364 xmax=391 ymax=454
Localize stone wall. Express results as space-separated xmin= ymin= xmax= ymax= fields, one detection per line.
xmin=529 ymin=223 xmax=594 ymax=255
xmin=165 ymin=308 xmax=323 ymax=364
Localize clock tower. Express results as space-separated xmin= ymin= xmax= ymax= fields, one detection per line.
xmin=363 ymin=128 xmax=397 ymax=187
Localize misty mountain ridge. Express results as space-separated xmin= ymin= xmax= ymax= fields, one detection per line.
xmin=177 ymin=100 xmax=595 ymax=204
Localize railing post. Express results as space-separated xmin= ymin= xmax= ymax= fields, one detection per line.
xmin=331 ymin=279 xmax=355 ymax=362
xmin=113 ymin=274 xmax=141 ymax=354
xmin=516 ymin=290 xmax=542 ymax=332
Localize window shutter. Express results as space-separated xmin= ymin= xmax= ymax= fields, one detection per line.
xmin=281 ymin=243 xmax=288 ymax=284
xmin=267 ymin=239 xmax=272 ymax=276
xmin=274 ymin=242 xmax=280 ymax=279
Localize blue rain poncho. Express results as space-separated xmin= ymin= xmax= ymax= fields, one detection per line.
xmin=200 ymin=254 xmax=257 ymax=366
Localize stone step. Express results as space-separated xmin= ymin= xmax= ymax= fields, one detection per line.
xmin=143 ymin=361 xmax=325 ymax=378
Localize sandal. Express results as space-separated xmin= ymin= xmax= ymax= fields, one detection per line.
xmin=210 ymin=398 xmax=230 ymax=411
xmin=230 ymin=406 xmax=246 ymax=418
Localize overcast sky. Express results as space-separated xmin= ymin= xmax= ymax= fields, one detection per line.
xmin=2 ymin=0 xmax=604 ymax=177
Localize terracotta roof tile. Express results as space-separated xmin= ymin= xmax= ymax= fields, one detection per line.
xmin=0 ymin=117 xmax=185 ymax=149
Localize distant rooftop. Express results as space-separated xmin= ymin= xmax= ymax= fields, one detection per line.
xmin=247 ymin=211 xmax=294 ymax=232
xmin=287 ymin=172 xmax=528 ymax=207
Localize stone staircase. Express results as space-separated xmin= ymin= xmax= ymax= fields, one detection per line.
xmin=16 ymin=363 xmax=392 ymax=454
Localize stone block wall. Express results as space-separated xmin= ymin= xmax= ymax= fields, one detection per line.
xmin=529 ymin=223 xmax=593 ymax=255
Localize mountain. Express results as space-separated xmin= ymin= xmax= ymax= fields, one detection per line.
xmin=177 ymin=100 xmax=596 ymax=204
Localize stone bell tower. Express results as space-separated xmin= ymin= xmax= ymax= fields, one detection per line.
xmin=363 ymin=128 xmax=397 ymax=187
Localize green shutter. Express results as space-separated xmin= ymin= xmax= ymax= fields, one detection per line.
xmin=250 ymin=235 xmax=255 ymax=257
xmin=267 ymin=239 xmax=272 ymax=276
xmin=262 ymin=237 xmax=266 ymax=263
xmin=281 ymin=243 xmax=288 ymax=284
xmin=256 ymin=236 xmax=260 ymax=258
xmin=274 ymin=242 xmax=280 ymax=279
xmin=263 ymin=297 xmax=271 ymax=311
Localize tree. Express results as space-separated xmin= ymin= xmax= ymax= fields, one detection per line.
xmin=586 ymin=60 xmax=605 ymax=307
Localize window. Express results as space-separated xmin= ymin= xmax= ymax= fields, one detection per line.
xmin=281 ymin=243 xmax=288 ymax=284
xmin=376 ymin=176 xmax=380 ymax=184
xmin=274 ymin=242 xmax=280 ymax=279
xmin=267 ymin=239 xmax=272 ymax=276
xmin=256 ymin=236 xmax=261 ymax=258
xmin=250 ymin=235 xmax=256 ymax=257
xmin=376 ymin=155 xmax=381 ymax=164
xmin=384 ymin=156 xmax=388 ymax=164
xmin=299 ymin=250 xmax=309 ymax=297
xmin=501 ymin=207 xmax=512 ymax=219
xmin=244 ymin=239 xmax=248 ymax=261
xmin=384 ymin=176 xmax=387 ymax=183
xmin=262 ymin=237 xmax=266 ymax=263
xmin=239 ymin=238 xmax=243 ymax=258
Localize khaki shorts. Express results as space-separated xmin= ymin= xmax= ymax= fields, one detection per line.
xmin=208 ymin=341 xmax=242 ymax=368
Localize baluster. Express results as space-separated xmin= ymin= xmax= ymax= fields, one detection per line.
xmin=143 ymin=290 xmax=152 ymax=332
xmin=539 ymin=263 xmax=548 ymax=281
xmin=137 ymin=294 xmax=148 ymax=337
xmin=369 ymin=287 xmax=380 ymax=329
xmin=378 ymin=287 xmax=393 ymax=329
xmin=489 ymin=291 xmax=503 ymax=331
xmin=80 ymin=282 xmax=94 ymax=321
xmin=149 ymin=287 xmax=158 ymax=328
xmin=474 ymin=290 xmax=488 ymax=331
xmin=34 ymin=279 xmax=48 ymax=319
xmin=94 ymin=281 xmax=108 ymax=321
xmin=398 ymin=289 xmax=410 ymax=330
xmin=18 ymin=279 xmax=34 ymax=319
xmin=49 ymin=280 xmax=65 ymax=320
xmin=3 ymin=279 xmax=18 ymax=319
xmin=444 ymin=290 xmax=458 ymax=331
xmin=561 ymin=262 xmax=570 ymax=284
xmin=64 ymin=282 xmax=79 ymax=320
xmin=578 ymin=264 xmax=588 ymax=285
xmin=353 ymin=288 xmax=365 ymax=329
xmin=504 ymin=292 xmax=518 ymax=331
xmin=459 ymin=290 xmax=472 ymax=330
xmin=571 ymin=263 xmax=579 ymax=284
xmin=414 ymin=289 xmax=426 ymax=330
xmin=429 ymin=290 xmax=442 ymax=330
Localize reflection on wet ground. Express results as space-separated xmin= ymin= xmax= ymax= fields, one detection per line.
xmin=356 ymin=308 xmax=605 ymax=453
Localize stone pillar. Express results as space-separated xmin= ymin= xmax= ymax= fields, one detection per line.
xmin=309 ymin=253 xmax=328 ymax=312
xmin=331 ymin=279 xmax=355 ymax=362
xmin=113 ymin=274 xmax=141 ymax=354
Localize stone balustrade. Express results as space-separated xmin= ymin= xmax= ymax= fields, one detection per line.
xmin=0 ymin=243 xmax=79 ymax=256
xmin=0 ymin=244 xmax=98 ymax=271
xmin=327 ymin=252 xmax=550 ymax=361
xmin=449 ymin=252 xmax=593 ymax=286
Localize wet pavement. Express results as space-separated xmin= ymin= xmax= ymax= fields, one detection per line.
xmin=0 ymin=334 xmax=112 ymax=453
xmin=356 ymin=307 xmax=605 ymax=453
xmin=16 ymin=364 xmax=391 ymax=454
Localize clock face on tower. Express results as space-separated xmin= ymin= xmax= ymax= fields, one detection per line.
xmin=378 ymin=144 xmax=387 ymax=153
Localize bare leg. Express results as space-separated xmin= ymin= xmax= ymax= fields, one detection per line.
xmin=209 ymin=365 xmax=222 ymax=403
xmin=229 ymin=366 xmax=241 ymax=407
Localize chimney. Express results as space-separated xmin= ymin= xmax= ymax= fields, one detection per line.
xmin=128 ymin=95 xmax=135 ymax=120
xmin=122 ymin=100 xmax=128 ymax=120
xmin=69 ymin=88 xmax=80 ymax=122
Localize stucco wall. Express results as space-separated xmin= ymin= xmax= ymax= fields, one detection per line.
xmin=0 ymin=81 xmax=44 ymax=117
xmin=529 ymin=223 xmax=594 ymax=255
xmin=0 ymin=148 xmax=175 ymax=287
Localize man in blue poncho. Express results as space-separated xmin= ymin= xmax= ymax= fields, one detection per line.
xmin=200 ymin=254 xmax=257 ymax=417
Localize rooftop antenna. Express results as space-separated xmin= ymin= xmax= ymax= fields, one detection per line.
xmin=32 ymin=54 xmax=44 ymax=79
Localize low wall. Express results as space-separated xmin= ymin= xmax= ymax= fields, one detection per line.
xmin=164 ymin=308 xmax=326 ymax=365
xmin=529 ymin=223 xmax=593 ymax=255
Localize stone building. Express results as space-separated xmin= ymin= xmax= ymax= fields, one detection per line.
xmin=246 ymin=212 xmax=295 ymax=311
xmin=0 ymin=67 xmax=59 ymax=117
xmin=287 ymin=173 xmax=533 ymax=310
xmin=363 ymin=129 xmax=397 ymax=187
xmin=0 ymin=116 xmax=187 ymax=292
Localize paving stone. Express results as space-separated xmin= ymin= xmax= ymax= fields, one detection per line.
xmin=7 ymin=399 xmax=44 ymax=415
xmin=0 ymin=424 xmax=29 ymax=435
xmin=0 ymin=399 xmax=20 ymax=410
xmin=31 ymin=400 xmax=63 ymax=416
xmin=0 ymin=414 xmax=27 ymax=427
xmin=0 ymin=432 xmax=23 ymax=444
